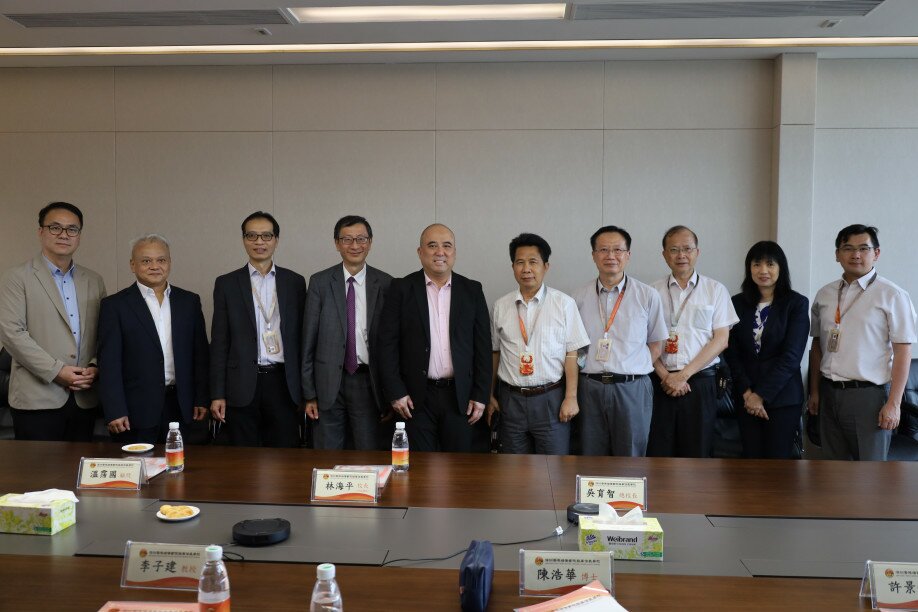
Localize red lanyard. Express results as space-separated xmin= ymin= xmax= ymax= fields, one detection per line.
xmin=835 ymin=273 xmax=876 ymax=325
xmin=599 ymin=277 xmax=628 ymax=335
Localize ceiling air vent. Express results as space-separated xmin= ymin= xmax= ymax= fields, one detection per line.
xmin=4 ymin=10 xmax=290 ymax=28
xmin=572 ymin=1 xmax=884 ymax=20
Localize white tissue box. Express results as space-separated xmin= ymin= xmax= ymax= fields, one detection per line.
xmin=0 ymin=493 xmax=76 ymax=535
xmin=577 ymin=516 xmax=663 ymax=561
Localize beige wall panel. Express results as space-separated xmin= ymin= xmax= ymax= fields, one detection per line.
xmin=817 ymin=59 xmax=918 ymax=128
xmin=605 ymin=60 xmax=773 ymax=129
xmin=0 ymin=133 xmax=116 ymax=295
xmin=115 ymin=132 xmax=274 ymax=324
xmin=115 ymin=66 xmax=272 ymax=132
xmin=436 ymin=62 xmax=604 ymax=130
xmin=436 ymin=130 xmax=603 ymax=305
xmin=0 ymin=68 xmax=113 ymax=133
xmin=273 ymin=131 xmax=436 ymax=282
xmin=603 ymin=129 xmax=772 ymax=294
xmin=274 ymin=65 xmax=435 ymax=131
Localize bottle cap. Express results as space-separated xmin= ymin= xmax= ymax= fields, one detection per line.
xmin=396 ymin=422 xmax=405 ymax=430
xmin=317 ymin=562 xmax=335 ymax=580
xmin=169 ymin=422 xmax=180 ymax=430
xmin=205 ymin=545 xmax=223 ymax=561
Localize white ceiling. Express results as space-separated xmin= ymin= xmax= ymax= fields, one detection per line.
xmin=0 ymin=0 xmax=917 ymax=65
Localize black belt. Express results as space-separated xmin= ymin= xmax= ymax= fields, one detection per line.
xmin=822 ymin=376 xmax=881 ymax=390
xmin=346 ymin=364 xmax=370 ymax=374
xmin=257 ymin=363 xmax=284 ymax=374
xmin=668 ymin=366 xmax=716 ymax=380
xmin=164 ymin=384 xmax=177 ymax=394
xmin=427 ymin=377 xmax=455 ymax=388
xmin=582 ymin=373 xmax=644 ymax=384
xmin=504 ymin=379 xmax=563 ymax=397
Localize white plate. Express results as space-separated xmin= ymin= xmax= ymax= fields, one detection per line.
xmin=121 ymin=443 xmax=154 ymax=454
xmin=156 ymin=506 xmax=200 ymax=522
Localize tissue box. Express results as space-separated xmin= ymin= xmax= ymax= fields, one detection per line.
xmin=578 ymin=516 xmax=663 ymax=561
xmin=0 ymin=493 xmax=76 ymax=535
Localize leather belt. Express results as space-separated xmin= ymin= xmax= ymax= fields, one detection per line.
xmin=822 ymin=376 xmax=881 ymax=390
xmin=582 ymin=373 xmax=643 ymax=384
xmin=346 ymin=364 xmax=370 ymax=374
xmin=504 ymin=379 xmax=563 ymax=397
xmin=164 ymin=384 xmax=177 ymax=394
xmin=668 ymin=366 xmax=715 ymax=380
xmin=257 ymin=363 xmax=284 ymax=374
xmin=427 ymin=377 xmax=455 ymax=388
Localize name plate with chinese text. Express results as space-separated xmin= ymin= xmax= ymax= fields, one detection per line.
xmin=860 ymin=560 xmax=918 ymax=610
xmin=576 ymin=476 xmax=647 ymax=511
xmin=518 ymin=550 xmax=614 ymax=597
xmin=120 ymin=541 xmax=208 ymax=591
xmin=77 ymin=458 xmax=144 ymax=490
xmin=310 ymin=468 xmax=379 ymax=503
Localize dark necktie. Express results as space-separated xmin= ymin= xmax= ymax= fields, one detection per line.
xmin=345 ymin=277 xmax=358 ymax=374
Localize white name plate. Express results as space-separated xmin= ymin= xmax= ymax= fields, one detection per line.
xmin=576 ymin=476 xmax=646 ymax=511
xmin=77 ymin=458 xmax=144 ymax=490
xmin=861 ymin=560 xmax=918 ymax=610
xmin=311 ymin=468 xmax=379 ymax=503
xmin=519 ymin=550 xmax=614 ymax=597
xmin=120 ymin=541 xmax=208 ymax=591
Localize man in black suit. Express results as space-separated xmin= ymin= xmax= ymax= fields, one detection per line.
xmin=98 ymin=234 xmax=209 ymax=444
xmin=210 ymin=212 xmax=307 ymax=447
xmin=378 ymin=223 xmax=492 ymax=452
xmin=302 ymin=215 xmax=392 ymax=450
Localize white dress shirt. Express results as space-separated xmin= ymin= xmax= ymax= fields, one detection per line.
xmin=249 ymin=263 xmax=284 ymax=365
xmin=136 ymin=281 xmax=175 ymax=385
xmin=343 ymin=264 xmax=369 ymax=365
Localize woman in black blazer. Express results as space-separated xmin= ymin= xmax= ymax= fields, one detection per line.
xmin=724 ymin=241 xmax=810 ymax=459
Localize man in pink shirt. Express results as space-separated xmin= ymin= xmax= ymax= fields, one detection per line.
xmin=378 ymin=224 xmax=492 ymax=452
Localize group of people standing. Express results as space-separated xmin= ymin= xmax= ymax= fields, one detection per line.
xmin=0 ymin=201 xmax=914 ymax=462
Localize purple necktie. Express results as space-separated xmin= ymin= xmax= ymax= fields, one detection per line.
xmin=345 ymin=277 xmax=358 ymax=374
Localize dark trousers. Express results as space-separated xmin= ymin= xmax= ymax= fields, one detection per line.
xmin=112 ymin=388 xmax=183 ymax=445
xmin=407 ymin=381 xmax=488 ymax=453
xmin=647 ymin=372 xmax=718 ymax=458
xmin=314 ymin=369 xmax=380 ymax=451
xmin=737 ymin=402 xmax=801 ymax=459
xmin=498 ymin=384 xmax=569 ymax=455
xmin=11 ymin=394 xmax=96 ymax=442
xmin=227 ymin=368 xmax=300 ymax=448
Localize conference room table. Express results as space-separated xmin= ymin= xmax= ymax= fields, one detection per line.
xmin=3 ymin=440 xmax=913 ymax=610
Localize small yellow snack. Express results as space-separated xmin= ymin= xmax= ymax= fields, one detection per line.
xmin=126 ymin=444 xmax=148 ymax=451
xmin=159 ymin=504 xmax=195 ymax=519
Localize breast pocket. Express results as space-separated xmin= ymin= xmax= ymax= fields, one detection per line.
xmin=689 ymin=305 xmax=714 ymax=330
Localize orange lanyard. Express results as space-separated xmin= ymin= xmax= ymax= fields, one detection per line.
xmin=598 ymin=277 xmax=628 ymax=336
xmin=517 ymin=298 xmax=544 ymax=349
xmin=834 ymin=273 xmax=876 ymax=325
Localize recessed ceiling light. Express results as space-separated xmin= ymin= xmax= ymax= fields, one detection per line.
xmin=286 ymin=4 xmax=568 ymax=23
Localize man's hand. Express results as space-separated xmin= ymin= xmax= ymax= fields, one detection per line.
xmin=210 ymin=399 xmax=226 ymax=423
xmin=193 ymin=406 xmax=208 ymax=421
xmin=486 ymin=396 xmax=500 ymax=427
xmin=806 ymin=393 xmax=819 ymax=416
xmin=391 ymin=395 xmax=414 ymax=419
xmin=107 ymin=416 xmax=130 ymax=434
xmin=54 ymin=365 xmax=94 ymax=390
xmin=743 ymin=391 xmax=768 ymax=420
xmin=878 ymin=401 xmax=900 ymax=431
xmin=305 ymin=399 xmax=319 ymax=420
xmin=661 ymin=371 xmax=691 ymax=397
xmin=559 ymin=397 xmax=579 ymax=423
xmin=467 ymin=400 xmax=485 ymax=424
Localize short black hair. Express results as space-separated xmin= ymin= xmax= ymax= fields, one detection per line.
xmin=334 ymin=215 xmax=373 ymax=240
xmin=835 ymin=224 xmax=879 ymax=249
xmin=509 ymin=233 xmax=551 ymax=263
xmin=741 ymin=241 xmax=793 ymax=304
xmin=241 ymin=211 xmax=280 ymax=237
xmin=39 ymin=202 xmax=83 ymax=228
xmin=662 ymin=225 xmax=698 ymax=249
xmin=590 ymin=225 xmax=632 ymax=251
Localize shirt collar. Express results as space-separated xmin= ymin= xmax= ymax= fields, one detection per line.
xmin=844 ymin=267 xmax=877 ymax=290
xmin=597 ymin=275 xmax=626 ymax=294
xmin=344 ymin=264 xmax=367 ymax=285
xmin=42 ymin=255 xmax=74 ymax=276
xmin=248 ymin=262 xmax=276 ymax=278
xmin=424 ymin=272 xmax=451 ymax=288
xmin=668 ymin=271 xmax=698 ymax=289
xmin=136 ymin=281 xmax=171 ymax=298
xmin=516 ymin=283 xmax=547 ymax=305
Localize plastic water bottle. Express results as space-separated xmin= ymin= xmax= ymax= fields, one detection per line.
xmin=310 ymin=563 xmax=343 ymax=612
xmin=165 ymin=421 xmax=184 ymax=473
xmin=198 ymin=545 xmax=230 ymax=612
xmin=391 ymin=422 xmax=409 ymax=472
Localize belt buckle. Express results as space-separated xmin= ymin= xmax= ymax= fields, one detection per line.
xmin=601 ymin=374 xmax=615 ymax=384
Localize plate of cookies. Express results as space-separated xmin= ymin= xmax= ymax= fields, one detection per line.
xmin=157 ymin=504 xmax=200 ymax=522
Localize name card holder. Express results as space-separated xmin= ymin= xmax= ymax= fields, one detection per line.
xmin=575 ymin=475 xmax=647 ymax=511
xmin=77 ymin=457 xmax=145 ymax=490
xmin=860 ymin=560 xmax=918 ymax=610
xmin=120 ymin=541 xmax=209 ymax=591
xmin=310 ymin=468 xmax=379 ymax=503
xmin=518 ymin=549 xmax=614 ymax=597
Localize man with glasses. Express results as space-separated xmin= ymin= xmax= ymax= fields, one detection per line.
xmin=572 ymin=226 xmax=668 ymax=457
xmin=808 ymin=224 xmax=916 ymax=461
xmin=648 ymin=225 xmax=738 ymax=457
xmin=210 ymin=211 xmax=306 ymax=447
xmin=301 ymin=215 xmax=392 ymax=450
xmin=0 ymin=202 xmax=106 ymax=440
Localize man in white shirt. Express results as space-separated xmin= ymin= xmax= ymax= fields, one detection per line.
xmin=808 ymin=224 xmax=917 ymax=461
xmin=649 ymin=225 xmax=739 ymax=457
xmin=488 ymin=233 xmax=589 ymax=454
xmin=98 ymin=234 xmax=209 ymax=444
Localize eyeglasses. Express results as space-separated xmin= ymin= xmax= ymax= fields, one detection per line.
xmin=839 ymin=245 xmax=876 ymax=254
xmin=42 ymin=224 xmax=82 ymax=237
xmin=594 ymin=247 xmax=629 ymax=256
xmin=667 ymin=246 xmax=697 ymax=256
xmin=243 ymin=232 xmax=276 ymax=242
xmin=337 ymin=235 xmax=370 ymax=246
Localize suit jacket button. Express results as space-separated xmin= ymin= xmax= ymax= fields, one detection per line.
xmin=422 ymin=369 xmax=427 ymax=376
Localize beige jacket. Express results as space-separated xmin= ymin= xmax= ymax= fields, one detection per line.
xmin=0 ymin=256 xmax=106 ymax=410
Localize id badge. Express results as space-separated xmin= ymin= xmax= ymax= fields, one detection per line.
xmin=664 ymin=330 xmax=679 ymax=355
xmin=827 ymin=327 xmax=840 ymax=353
xmin=262 ymin=329 xmax=281 ymax=354
xmin=519 ymin=352 xmax=534 ymax=376
xmin=595 ymin=338 xmax=612 ymax=362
